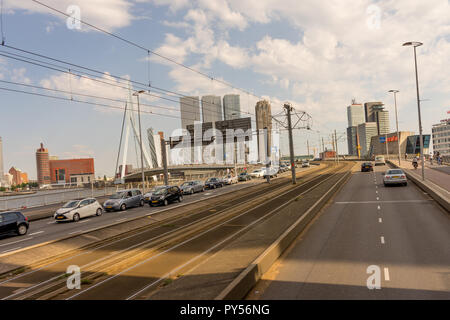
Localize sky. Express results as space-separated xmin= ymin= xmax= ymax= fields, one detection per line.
xmin=0 ymin=0 xmax=449 ymax=179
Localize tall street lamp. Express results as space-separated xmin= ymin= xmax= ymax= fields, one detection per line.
xmin=388 ymin=90 xmax=402 ymax=166
xmin=133 ymin=90 xmax=146 ymax=193
xmin=403 ymin=41 xmax=425 ymax=180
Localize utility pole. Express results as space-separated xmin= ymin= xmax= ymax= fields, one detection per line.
xmin=385 ymin=133 xmax=389 ymax=159
xmin=285 ymin=104 xmax=296 ymax=184
xmin=264 ymin=126 xmax=270 ymax=184
xmin=307 ymin=139 xmax=310 ymax=157
xmin=160 ymin=138 xmax=169 ymax=185
xmin=322 ymin=137 xmax=325 ymax=153
xmin=334 ymin=130 xmax=339 ymax=164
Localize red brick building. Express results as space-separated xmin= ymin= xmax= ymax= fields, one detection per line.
xmin=8 ymin=167 xmax=28 ymax=185
xmin=49 ymin=158 xmax=95 ymax=184
xmin=35 ymin=143 xmax=95 ymax=185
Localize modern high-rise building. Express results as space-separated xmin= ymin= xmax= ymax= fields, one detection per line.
xmin=364 ymin=102 xmax=384 ymax=122
xmin=432 ymin=117 xmax=450 ymax=156
xmin=36 ymin=143 xmax=51 ymax=186
xmin=347 ymin=126 xmax=358 ymax=156
xmin=223 ymin=94 xmax=241 ymax=120
xmin=357 ymin=122 xmax=378 ymax=157
xmin=347 ymin=103 xmax=365 ymax=127
xmin=255 ymin=100 xmax=272 ymax=161
xmin=375 ymin=109 xmax=390 ymax=135
xmin=180 ymin=96 xmax=201 ymax=129
xmin=201 ymin=95 xmax=222 ymax=123
xmin=0 ymin=136 xmax=4 ymax=185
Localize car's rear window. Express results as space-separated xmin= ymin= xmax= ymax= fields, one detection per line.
xmin=387 ymin=170 xmax=403 ymax=174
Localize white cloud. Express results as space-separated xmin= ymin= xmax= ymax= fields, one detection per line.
xmin=5 ymin=0 xmax=133 ymax=31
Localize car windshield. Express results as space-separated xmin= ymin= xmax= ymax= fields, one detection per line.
xmin=207 ymin=178 xmax=216 ymax=182
xmin=253 ymin=170 xmax=261 ymax=173
xmin=110 ymin=192 xmax=126 ymax=199
xmin=153 ymin=188 xmax=168 ymax=195
xmin=181 ymin=182 xmax=194 ymax=186
xmin=376 ymin=156 xmax=384 ymax=160
xmin=387 ymin=170 xmax=403 ymax=175
xmin=62 ymin=200 xmax=79 ymax=208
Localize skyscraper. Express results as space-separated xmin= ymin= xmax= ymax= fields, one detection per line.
xmin=0 ymin=137 xmax=4 ymax=185
xmin=375 ymin=109 xmax=390 ymax=135
xmin=180 ymin=96 xmax=201 ymax=129
xmin=357 ymin=122 xmax=378 ymax=157
xmin=347 ymin=103 xmax=365 ymax=127
xmin=255 ymin=100 xmax=272 ymax=161
xmin=364 ymin=102 xmax=384 ymax=122
xmin=36 ymin=143 xmax=51 ymax=186
xmin=201 ymin=95 xmax=222 ymax=123
xmin=223 ymin=94 xmax=241 ymax=120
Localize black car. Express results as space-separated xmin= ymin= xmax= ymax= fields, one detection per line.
xmin=361 ymin=162 xmax=373 ymax=172
xmin=0 ymin=211 xmax=29 ymax=236
xmin=205 ymin=177 xmax=223 ymax=189
xmin=238 ymin=172 xmax=251 ymax=181
xmin=149 ymin=186 xmax=183 ymax=206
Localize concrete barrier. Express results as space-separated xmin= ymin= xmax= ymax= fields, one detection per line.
xmin=215 ymin=166 xmax=353 ymax=300
xmin=387 ymin=160 xmax=450 ymax=212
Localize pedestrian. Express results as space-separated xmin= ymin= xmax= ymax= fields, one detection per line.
xmin=405 ymin=153 xmax=408 ymax=160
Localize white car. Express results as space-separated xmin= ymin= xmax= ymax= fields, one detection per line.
xmin=262 ymin=166 xmax=279 ymax=178
xmin=222 ymin=175 xmax=238 ymax=185
xmin=383 ymin=169 xmax=407 ymax=186
xmin=250 ymin=169 xmax=264 ymax=178
xmin=301 ymin=160 xmax=310 ymax=168
xmin=374 ymin=156 xmax=386 ymax=166
xmin=54 ymin=198 xmax=103 ymax=222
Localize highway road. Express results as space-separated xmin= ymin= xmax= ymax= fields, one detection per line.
xmin=0 ymin=167 xmax=311 ymax=255
xmin=249 ymin=164 xmax=450 ymax=299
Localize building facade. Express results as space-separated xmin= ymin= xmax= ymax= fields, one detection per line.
xmin=180 ymin=96 xmax=201 ymax=129
xmin=223 ymin=94 xmax=241 ymax=120
xmin=202 ymin=95 xmax=223 ymax=123
xmin=432 ymin=118 xmax=450 ymax=156
xmin=357 ymin=122 xmax=378 ymax=157
xmin=0 ymin=137 xmax=4 ymax=185
xmin=255 ymin=100 xmax=272 ymax=162
xmin=8 ymin=166 xmax=28 ymax=185
xmin=405 ymin=135 xmax=431 ymax=155
xmin=36 ymin=143 xmax=51 ymax=186
xmin=347 ymin=126 xmax=358 ymax=156
xmin=364 ymin=102 xmax=383 ymax=122
xmin=347 ymin=103 xmax=365 ymax=127
xmin=375 ymin=109 xmax=390 ymax=135
xmin=369 ymin=131 xmax=414 ymax=157
xmin=49 ymin=158 xmax=95 ymax=184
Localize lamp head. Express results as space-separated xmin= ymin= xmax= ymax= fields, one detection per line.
xmin=402 ymin=41 xmax=423 ymax=47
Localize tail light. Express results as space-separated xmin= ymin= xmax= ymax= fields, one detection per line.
xmin=401 ymin=175 xmax=406 ymax=178
xmin=25 ymin=216 xmax=28 ymax=221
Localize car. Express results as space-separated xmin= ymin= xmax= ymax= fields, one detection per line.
xmin=249 ymin=169 xmax=264 ymax=178
xmin=143 ymin=186 xmax=168 ymax=202
xmin=54 ymin=198 xmax=103 ymax=222
xmin=103 ymin=189 xmax=144 ymax=211
xmin=222 ymin=175 xmax=238 ymax=185
xmin=374 ymin=155 xmax=386 ymax=166
xmin=0 ymin=211 xmax=29 ymax=236
xmin=180 ymin=180 xmax=204 ymax=194
xmin=279 ymin=164 xmax=287 ymax=172
xmin=361 ymin=162 xmax=373 ymax=172
xmin=262 ymin=166 xmax=279 ymax=178
xmin=383 ymin=169 xmax=407 ymax=186
xmin=149 ymin=186 xmax=183 ymax=206
xmin=204 ymin=177 xmax=223 ymax=189
xmin=301 ymin=160 xmax=310 ymax=168
xmin=238 ymin=172 xmax=251 ymax=181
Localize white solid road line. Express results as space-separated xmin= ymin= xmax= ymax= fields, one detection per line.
xmin=335 ymin=200 xmax=433 ymax=204
xmin=29 ymin=231 xmax=44 ymax=236
xmin=380 ymin=236 xmax=385 ymax=244
xmin=116 ymin=218 xmax=127 ymax=222
xmin=0 ymin=237 xmax=33 ymax=247
xmin=79 ymin=219 xmax=91 ymax=224
xmin=69 ymin=230 xmax=82 ymax=235
xmin=1 ymin=247 xmax=22 ymax=254
xmin=384 ymin=268 xmax=390 ymax=281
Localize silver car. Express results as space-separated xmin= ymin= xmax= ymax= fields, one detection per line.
xmin=54 ymin=198 xmax=103 ymax=222
xmin=383 ymin=169 xmax=407 ymax=186
xmin=180 ymin=181 xmax=204 ymax=194
xmin=103 ymin=189 xmax=144 ymax=211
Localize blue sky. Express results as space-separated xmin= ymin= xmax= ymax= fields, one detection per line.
xmin=0 ymin=0 xmax=449 ymax=179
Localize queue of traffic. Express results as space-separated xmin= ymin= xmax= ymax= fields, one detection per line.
xmin=0 ymin=161 xmax=309 ymax=238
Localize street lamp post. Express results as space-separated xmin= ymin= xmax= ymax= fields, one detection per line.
xmin=403 ymin=41 xmax=425 ymax=180
xmin=388 ymin=90 xmax=401 ymax=165
xmin=133 ymin=90 xmax=146 ymax=193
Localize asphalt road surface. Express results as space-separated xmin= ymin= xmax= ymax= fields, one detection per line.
xmin=250 ymin=164 xmax=450 ymax=299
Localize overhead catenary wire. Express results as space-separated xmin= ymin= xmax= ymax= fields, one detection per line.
xmin=0 ymin=48 xmax=258 ymax=121
xmin=30 ymin=0 xmax=270 ymax=105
